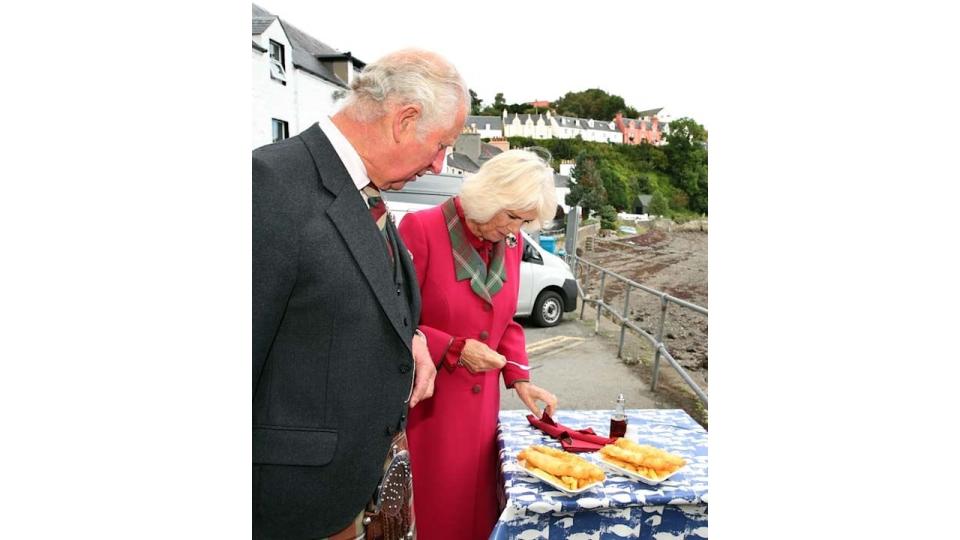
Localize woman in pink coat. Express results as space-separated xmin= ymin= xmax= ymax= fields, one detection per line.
xmin=397 ymin=149 xmax=560 ymax=540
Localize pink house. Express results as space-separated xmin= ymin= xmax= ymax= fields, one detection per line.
xmin=614 ymin=109 xmax=663 ymax=145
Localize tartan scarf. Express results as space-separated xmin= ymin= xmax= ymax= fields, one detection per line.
xmin=440 ymin=197 xmax=506 ymax=305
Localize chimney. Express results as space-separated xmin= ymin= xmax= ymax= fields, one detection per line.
xmin=454 ymin=132 xmax=482 ymax=162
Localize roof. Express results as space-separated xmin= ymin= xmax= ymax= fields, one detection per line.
xmin=281 ymin=20 xmax=350 ymax=88
xmin=315 ymin=53 xmax=367 ymax=70
xmin=555 ymin=116 xmax=584 ymax=129
xmin=252 ymin=40 xmax=267 ymax=53
xmin=587 ymin=120 xmax=618 ymax=132
xmin=251 ymin=3 xmax=357 ymax=89
xmin=446 ymin=153 xmax=480 ymax=173
xmin=466 ymin=115 xmax=502 ymax=130
xmin=479 ymin=143 xmax=504 ymax=160
xmin=637 ymin=194 xmax=653 ymax=205
xmin=252 ymin=16 xmax=274 ymax=34
xmin=636 ymin=107 xmax=663 ymax=117
xmin=507 ymin=113 xmax=548 ymax=125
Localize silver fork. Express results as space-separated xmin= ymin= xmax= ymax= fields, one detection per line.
xmin=505 ymin=360 xmax=532 ymax=370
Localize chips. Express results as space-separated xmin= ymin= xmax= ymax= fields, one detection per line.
xmin=598 ymin=438 xmax=686 ymax=480
xmin=517 ymin=445 xmax=605 ymax=490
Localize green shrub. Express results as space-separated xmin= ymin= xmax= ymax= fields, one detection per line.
xmin=599 ymin=205 xmax=618 ymax=230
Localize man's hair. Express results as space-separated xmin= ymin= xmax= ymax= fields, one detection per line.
xmin=343 ymin=48 xmax=469 ymax=138
xmin=460 ymin=149 xmax=558 ymax=230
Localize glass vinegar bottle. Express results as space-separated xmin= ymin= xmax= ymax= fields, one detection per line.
xmin=609 ymin=393 xmax=627 ymax=438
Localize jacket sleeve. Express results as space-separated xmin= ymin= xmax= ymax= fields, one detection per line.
xmin=499 ymin=235 xmax=530 ymax=387
xmin=252 ymin=154 xmax=301 ymax=393
xmin=398 ymin=211 xmax=460 ymax=370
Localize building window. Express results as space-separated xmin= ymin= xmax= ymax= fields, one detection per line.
xmin=269 ymin=40 xmax=287 ymax=85
xmin=272 ymin=118 xmax=289 ymax=143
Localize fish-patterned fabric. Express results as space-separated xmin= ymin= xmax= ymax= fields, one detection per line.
xmin=492 ymin=409 xmax=708 ymax=539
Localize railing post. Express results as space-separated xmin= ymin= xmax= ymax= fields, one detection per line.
xmin=579 ymin=262 xmax=589 ymax=320
xmin=565 ymin=205 xmax=580 ymax=272
xmin=617 ymin=285 xmax=631 ymax=358
xmin=595 ymin=270 xmax=606 ymax=334
xmin=651 ymin=293 xmax=669 ymax=391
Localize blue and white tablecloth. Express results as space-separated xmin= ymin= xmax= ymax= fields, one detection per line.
xmin=492 ymin=409 xmax=708 ymax=539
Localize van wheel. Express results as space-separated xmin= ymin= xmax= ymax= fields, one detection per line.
xmin=532 ymin=291 xmax=564 ymax=327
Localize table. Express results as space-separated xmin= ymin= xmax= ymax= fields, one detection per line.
xmin=492 ymin=409 xmax=708 ymax=539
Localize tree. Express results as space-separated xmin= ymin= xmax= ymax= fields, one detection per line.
xmin=663 ymin=117 xmax=709 ymax=214
xmin=553 ymin=88 xmax=632 ymax=121
xmin=648 ymin=191 xmax=669 ymax=217
xmin=493 ymin=92 xmax=506 ymax=111
xmin=599 ymin=205 xmax=618 ymax=230
xmin=565 ymin=151 xmax=607 ymax=218
xmin=469 ymin=89 xmax=483 ymax=115
xmin=476 ymin=92 xmax=507 ymax=116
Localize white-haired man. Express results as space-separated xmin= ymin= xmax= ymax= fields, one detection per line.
xmin=253 ymin=48 xmax=468 ymax=540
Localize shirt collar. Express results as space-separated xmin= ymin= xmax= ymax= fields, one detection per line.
xmin=317 ymin=115 xmax=371 ymax=191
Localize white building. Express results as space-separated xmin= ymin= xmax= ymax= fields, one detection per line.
xmin=469 ymin=110 xmax=625 ymax=144
xmin=252 ymin=4 xmax=364 ymax=148
xmin=464 ymin=115 xmax=503 ymax=139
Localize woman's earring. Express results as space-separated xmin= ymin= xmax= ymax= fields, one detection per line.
xmin=505 ymin=233 xmax=517 ymax=248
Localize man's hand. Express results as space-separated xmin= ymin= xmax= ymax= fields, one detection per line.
xmin=458 ymin=338 xmax=507 ymax=373
xmin=513 ymin=381 xmax=558 ymax=419
xmin=408 ymin=330 xmax=436 ymax=408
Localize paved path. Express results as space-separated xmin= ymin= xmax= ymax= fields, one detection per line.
xmin=500 ymin=312 xmax=661 ymax=414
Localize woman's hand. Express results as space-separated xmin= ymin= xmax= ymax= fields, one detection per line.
xmin=513 ymin=381 xmax=558 ymax=419
xmin=458 ymin=338 xmax=507 ymax=373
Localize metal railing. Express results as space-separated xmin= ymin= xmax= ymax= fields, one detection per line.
xmin=565 ymin=254 xmax=708 ymax=406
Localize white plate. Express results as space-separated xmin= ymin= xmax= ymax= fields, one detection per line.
xmin=521 ymin=464 xmax=604 ymax=495
xmin=599 ymin=456 xmax=685 ymax=485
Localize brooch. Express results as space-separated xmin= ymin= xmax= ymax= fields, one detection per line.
xmin=505 ymin=233 xmax=517 ymax=248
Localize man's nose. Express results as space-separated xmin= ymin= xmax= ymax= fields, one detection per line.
xmin=428 ymin=149 xmax=445 ymax=174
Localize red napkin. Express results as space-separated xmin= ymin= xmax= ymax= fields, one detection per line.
xmin=526 ymin=412 xmax=616 ymax=453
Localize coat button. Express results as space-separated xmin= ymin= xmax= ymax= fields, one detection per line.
xmin=471 ymin=384 xmax=481 ymax=394
xmin=479 ymin=330 xmax=489 ymax=340
xmin=482 ymin=304 xmax=491 ymax=312
xmin=385 ymin=425 xmax=394 ymax=436
xmin=399 ymin=364 xmax=411 ymax=374
xmin=403 ymin=316 xmax=409 ymax=327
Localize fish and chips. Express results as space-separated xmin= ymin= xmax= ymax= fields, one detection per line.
xmin=517 ymin=445 xmax=605 ymax=491
xmin=598 ymin=438 xmax=686 ymax=480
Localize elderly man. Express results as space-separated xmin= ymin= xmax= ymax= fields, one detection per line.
xmin=253 ymin=49 xmax=468 ymax=540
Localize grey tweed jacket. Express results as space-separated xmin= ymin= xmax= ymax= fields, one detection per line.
xmin=253 ymin=123 xmax=421 ymax=540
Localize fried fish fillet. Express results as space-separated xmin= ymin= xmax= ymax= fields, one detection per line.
xmin=599 ymin=439 xmax=686 ymax=477
xmin=518 ymin=445 xmax=605 ymax=487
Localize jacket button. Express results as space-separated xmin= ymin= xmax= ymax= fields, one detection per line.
xmin=403 ymin=316 xmax=409 ymax=327
xmin=385 ymin=425 xmax=394 ymax=436
xmin=399 ymin=364 xmax=411 ymax=374
xmin=479 ymin=330 xmax=489 ymax=340
xmin=471 ymin=384 xmax=481 ymax=394
xmin=482 ymin=304 xmax=491 ymax=312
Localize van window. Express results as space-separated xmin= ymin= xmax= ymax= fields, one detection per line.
xmin=522 ymin=241 xmax=543 ymax=265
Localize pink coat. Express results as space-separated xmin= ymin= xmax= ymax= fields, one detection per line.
xmin=398 ymin=199 xmax=530 ymax=540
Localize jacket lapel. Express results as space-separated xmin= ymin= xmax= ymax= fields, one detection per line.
xmin=298 ymin=124 xmax=413 ymax=354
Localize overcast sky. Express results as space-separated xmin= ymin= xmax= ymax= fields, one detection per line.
xmin=255 ymin=1 xmax=714 ymax=128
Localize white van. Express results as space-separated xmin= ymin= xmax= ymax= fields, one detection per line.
xmin=382 ymin=174 xmax=578 ymax=327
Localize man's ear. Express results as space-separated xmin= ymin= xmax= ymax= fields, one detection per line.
xmin=392 ymin=104 xmax=422 ymax=142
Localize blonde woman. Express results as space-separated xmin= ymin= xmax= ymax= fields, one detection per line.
xmin=398 ymin=149 xmax=560 ymax=539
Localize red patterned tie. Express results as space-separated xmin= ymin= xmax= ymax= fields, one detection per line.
xmin=362 ymin=183 xmax=394 ymax=262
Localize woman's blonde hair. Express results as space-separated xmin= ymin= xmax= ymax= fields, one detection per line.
xmin=460 ymin=149 xmax=557 ymax=230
